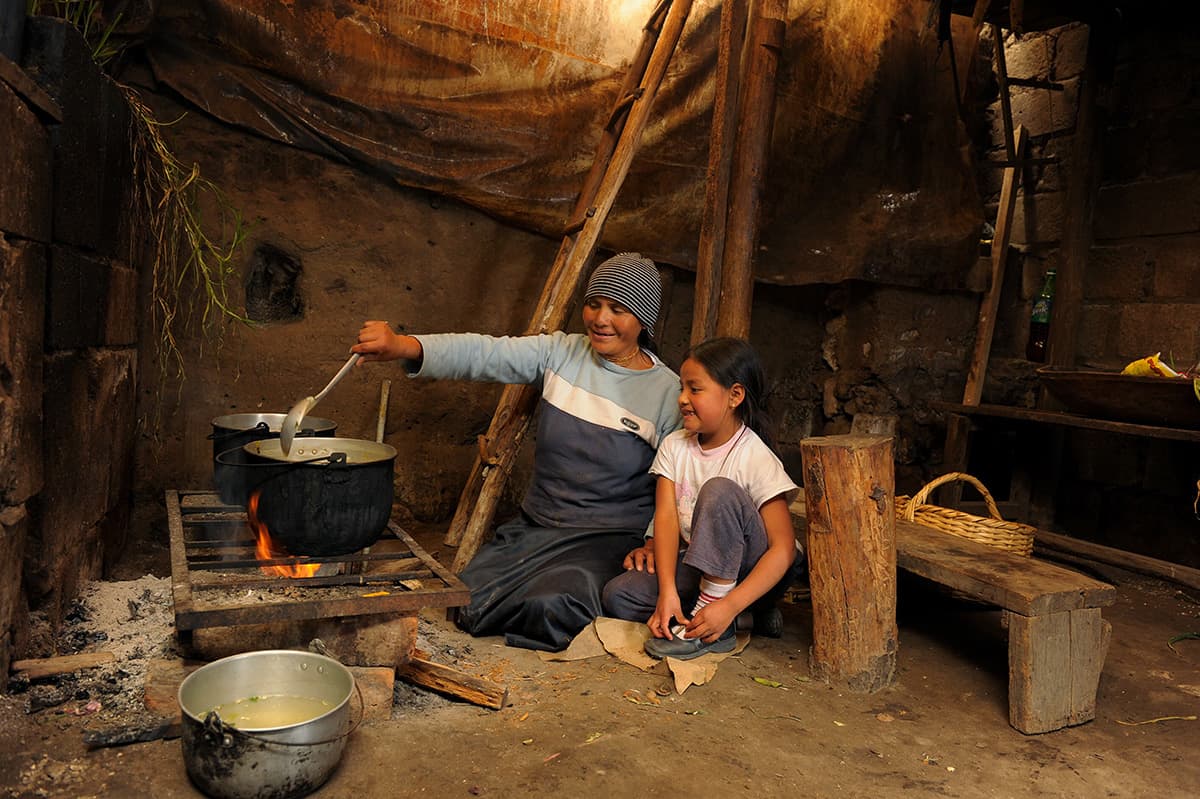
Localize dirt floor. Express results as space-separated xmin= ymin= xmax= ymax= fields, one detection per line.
xmin=3 ymin=524 xmax=1200 ymax=799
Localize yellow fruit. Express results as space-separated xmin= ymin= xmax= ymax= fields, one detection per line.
xmin=1121 ymin=353 xmax=1180 ymax=378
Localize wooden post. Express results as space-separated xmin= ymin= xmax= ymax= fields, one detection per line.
xmin=449 ymin=0 xmax=696 ymax=573
xmin=714 ymin=1 xmax=786 ymax=340
xmin=800 ymin=434 xmax=897 ymax=692
xmin=691 ymin=0 xmax=748 ymax=344
xmin=1007 ymin=608 xmax=1110 ymax=733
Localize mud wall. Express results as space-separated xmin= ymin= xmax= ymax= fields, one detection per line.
xmin=0 ymin=18 xmax=139 ymax=684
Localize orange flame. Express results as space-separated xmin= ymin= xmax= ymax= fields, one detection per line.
xmin=247 ymin=490 xmax=320 ymax=578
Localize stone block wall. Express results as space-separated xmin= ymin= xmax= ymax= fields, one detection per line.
xmin=973 ymin=19 xmax=1200 ymax=564
xmin=0 ymin=16 xmax=139 ymax=684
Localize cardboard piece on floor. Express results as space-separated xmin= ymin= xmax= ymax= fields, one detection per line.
xmin=666 ymin=632 xmax=750 ymax=694
xmin=543 ymin=618 xmax=752 ymax=693
xmin=538 ymin=621 xmax=609 ymax=662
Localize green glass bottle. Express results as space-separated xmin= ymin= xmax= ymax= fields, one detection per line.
xmin=1026 ymin=269 xmax=1057 ymax=362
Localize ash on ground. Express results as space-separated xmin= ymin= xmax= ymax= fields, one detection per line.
xmin=13 ymin=575 xmax=178 ymax=726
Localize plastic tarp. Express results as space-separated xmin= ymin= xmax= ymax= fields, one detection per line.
xmin=141 ymin=0 xmax=983 ymax=286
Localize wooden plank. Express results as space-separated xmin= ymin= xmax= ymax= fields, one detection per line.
xmin=800 ymin=435 xmax=897 ymax=692
xmin=930 ymin=400 xmax=1200 ymax=443
xmin=714 ymin=4 xmax=787 ymax=340
xmin=962 ymin=125 xmax=1027 ymax=407
xmin=691 ymin=0 xmax=748 ymax=343
xmin=397 ymin=657 xmax=508 ymax=710
xmin=0 ymin=51 xmax=62 ymax=122
xmin=1035 ymin=528 xmax=1200 ymax=592
xmin=1007 ymin=610 xmax=1070 ymax=733
xmin=1007 ymin=608 xmax=1109 ymax=733
xmin=991 ymin=23 xmax=1016 ymax=161
xmin=11 ymin=652 xmax=116 ymax=680
xmin=895 ymin=518 xmax=1115 ymax=615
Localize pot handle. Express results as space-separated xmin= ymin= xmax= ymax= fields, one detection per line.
xmin=208 ymin=421 xmax=269 ymax=442
xmin=209 ymin=423 xmax=321 ymax=443
xmin=213 ymin=451 xmax=347 ymax=468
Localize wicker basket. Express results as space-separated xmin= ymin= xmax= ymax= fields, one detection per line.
xmin=895 ymin=472 xmax=1035 ymax=556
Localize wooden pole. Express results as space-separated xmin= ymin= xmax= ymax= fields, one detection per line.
xmin=942 ymin=124 xmax=1027 ymax=506
xmin=800 ymin=434 xmax=897 ymax=693
xmin=450 ymin=0 xmax=696 ymax=573
xmin=1035 ymin=529 xmax=1200 ymax=592
xmin=443 ymin=0 xmax=677 ymax=548
xmin=714 ymin=0 xmax=786 ymax=340
xmin=690 ymin=0 xmax=749 ymax=344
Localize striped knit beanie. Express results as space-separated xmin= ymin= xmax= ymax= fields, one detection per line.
xmin=584 ymin=252 xmax=660 ymax=330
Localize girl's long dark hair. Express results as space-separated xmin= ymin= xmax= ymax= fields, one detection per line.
xmin=686 ymin=337 xmax=775 ymax=451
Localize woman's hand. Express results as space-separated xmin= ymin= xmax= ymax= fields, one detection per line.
xmin=352 ymin=320 xmax=421 ymax=362
xmin=685 ymin=598 xmax=736 ymax=643
xmin=622 ymin=543 xmax=655 ymax=573
xmin=648 ymin=593 xmax=686 ymax=640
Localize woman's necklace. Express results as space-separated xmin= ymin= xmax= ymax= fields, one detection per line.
xmin=604 ymin=348 xmax=644 ymax=367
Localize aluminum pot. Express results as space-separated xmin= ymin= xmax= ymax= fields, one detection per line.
xmin=210 ymin=413 xmax=337 ymax=506
xmin=243 ymin=437 xmax=396 ymax=556
xmin=178 ymin=650 xmax=356 ymax=799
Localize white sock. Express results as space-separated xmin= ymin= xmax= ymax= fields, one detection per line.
xmin=672 ymin=578 xmax=735 ymax=638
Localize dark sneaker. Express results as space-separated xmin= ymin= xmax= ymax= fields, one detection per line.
xmin=644 ymin=625 xmax=735 ymax=661
xmin=752 ymin=605 xmax=784 ymax=638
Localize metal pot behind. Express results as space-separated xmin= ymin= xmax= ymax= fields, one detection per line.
xmin=211 ymin=414 xmax=337 ymax=506
xmin=178 ymin=650 xmax=355 ymax=799
xmin=244 ymin=438 xmax=396 ymax=556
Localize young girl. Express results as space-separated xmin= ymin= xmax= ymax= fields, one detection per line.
xmin=602 ymin=337 xmax=799 ymax=659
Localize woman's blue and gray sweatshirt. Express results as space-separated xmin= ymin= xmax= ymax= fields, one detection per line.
xmin=412 ymin=332 xmax=681 ymax=531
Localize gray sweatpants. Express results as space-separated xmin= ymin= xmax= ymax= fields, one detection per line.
xmin=601 ymin=477 xmax=793 ymax=621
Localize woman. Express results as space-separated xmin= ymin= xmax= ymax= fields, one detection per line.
xmin=352 ymin=252 xmax=681 ymax=651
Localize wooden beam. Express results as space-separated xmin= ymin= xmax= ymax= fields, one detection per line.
xmin=691 ymin=0 xmax=749 ymax=344
xmin=450 ymin=0 xmax=696 ymax=573
xmin=1035 ymin=528 xmax=1200 ymax=591
xmin=962 ymin=125 xmax=1028 ymax=407
xmin=991 ymin=23 xmax=1016 ymax=162
xmin=397 ymin=657 xmax=508 ymax=710
xmin=714 ymin=1 xmax=787 ymax=340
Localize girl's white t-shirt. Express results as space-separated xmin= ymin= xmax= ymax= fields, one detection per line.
xmin=650 ymin=425 xmax=798 ymax=543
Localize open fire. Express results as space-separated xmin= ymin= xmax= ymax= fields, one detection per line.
xmin=247 ymin=489 xmax=320 ymax=578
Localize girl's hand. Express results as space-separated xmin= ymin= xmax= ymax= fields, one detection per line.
xmin=685 ymin=598 xmax=736 ymax=643
xmin=648 ymin=594 xmax=686 ymax=640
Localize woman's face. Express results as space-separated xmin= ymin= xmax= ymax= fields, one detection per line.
xmin=582 ymin=296 xmax=644 ymax=359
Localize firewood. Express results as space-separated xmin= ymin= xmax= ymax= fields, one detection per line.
xmin=397 ymin=657 xmax=508 ymax=710
xmin=11 ymin=652 xmax=116 ymax=681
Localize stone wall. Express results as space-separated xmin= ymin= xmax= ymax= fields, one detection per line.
xmin=970 ymin=19 xmax=1200 ymax=563
xmin=0 ymin=17 xmax=139 ymax=684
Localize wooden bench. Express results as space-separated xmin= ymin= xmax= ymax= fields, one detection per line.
xmin=894 ymin=517 xmax=1115 ymax=734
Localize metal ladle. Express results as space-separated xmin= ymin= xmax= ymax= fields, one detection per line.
xmin=280 ymin=353 xmax=361 ymax=455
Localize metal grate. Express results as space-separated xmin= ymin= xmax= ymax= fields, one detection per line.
xmin=166 ymin=489 xmax=469 ymax=632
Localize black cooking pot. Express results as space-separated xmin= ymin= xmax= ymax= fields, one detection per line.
xmin=210 ymin=413 xmax=337 ymax=506
xmin=241 ymin=437 xmax=396 ymax=556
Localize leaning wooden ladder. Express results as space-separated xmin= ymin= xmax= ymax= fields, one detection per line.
xmin=443 ymin=0 xmax=695 ymax=573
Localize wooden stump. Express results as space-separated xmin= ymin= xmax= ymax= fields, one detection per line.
xmin=800 ymin=434 xmax=897 ymax=692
